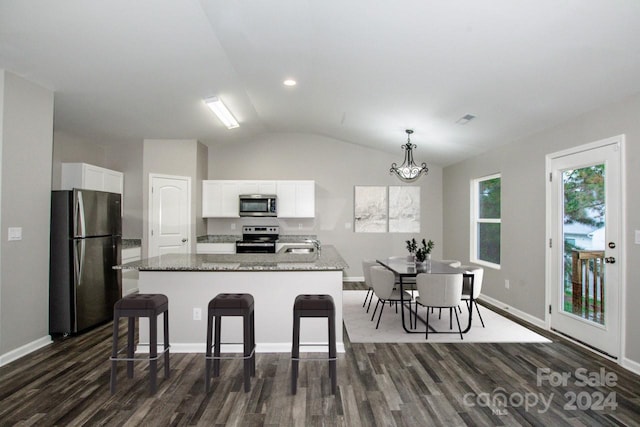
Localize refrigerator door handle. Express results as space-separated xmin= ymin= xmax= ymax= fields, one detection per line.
xmin=75 ymin=239 xmax=85 ymax=287
xmin=75 ymin=191 xmax=87 ymax=238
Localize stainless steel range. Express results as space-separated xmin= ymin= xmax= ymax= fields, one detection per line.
xmin=235 ymin=225 xmax=279 ymax=253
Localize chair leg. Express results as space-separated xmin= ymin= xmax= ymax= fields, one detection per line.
xmin=376 ymin=301 xmax=386 ymax=329
xmin=449 ymin=308 xmax=453 ymax=329
xmin=362 ymin=288 xmax=372 ymax=308
xmin=367 ymin=292 xmax=374 ymax=312
xmin=425 ymin=308 xmax=430 ymax=339
xmin=474 ymin=301 xmax=485 ymax=327
xmin=371 ymin=299 xmax=380 ymax=321
xmin=454 ymin=308 xmax=463 ymax=340
xmin=438 ymin=308 xmax=442 ymax=320
xmin=149 ymin=315 xmax=158 ymax=394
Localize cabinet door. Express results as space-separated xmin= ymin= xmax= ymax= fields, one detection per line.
xmin=276 ymin=182 xmax=297 ymax=217
xmin=295 ymin=181 xmax=315 ymax=218
xmin=103 ymin=170 xmax=123 ymax=194
xmin=203 ymin=181 xmax=240 ymax=217
xmin=83 ymin=165 xmax=104 ymax=191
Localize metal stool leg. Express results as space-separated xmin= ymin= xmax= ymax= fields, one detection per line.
xmin=329 ymin=311 xmax=337 ymax=395
xmin=205 ymin=309 xmax=213 ymax=392
xmin=164 ymin=310 xmax=170 ymax=379
xmin=243 ymin=311 xmax=251 ymax=392
xmin=110 ymin=315 xmax=120 ymax=394
xmin=126 ymin=316 xmax=135 ymax=378
xmin=213 ymin=315 xmax=222 ymax=376
xmin=149 ymin=314 xmax=158 ymax=394
xmin=291 ymin=312 xmax=301 ymax=394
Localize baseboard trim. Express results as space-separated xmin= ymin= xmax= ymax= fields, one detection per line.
xmin=621 ymin=357 xmax=640 ymax=376
xmin=479 ymin=294 xmax=547 ymax=329
xmin=136 ymin=342 xmax=346 ymax=354
xmin=343 ymin=276 xmax=363 ymax=282
xmin=0 ymin=335 xmax=52 ymax=367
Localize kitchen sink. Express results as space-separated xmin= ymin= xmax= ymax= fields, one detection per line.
xmin=285 ymin=247 xmax=315 ymax=254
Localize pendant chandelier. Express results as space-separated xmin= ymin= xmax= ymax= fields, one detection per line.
xmin=390 ymin=129 xmax=428 ymax=182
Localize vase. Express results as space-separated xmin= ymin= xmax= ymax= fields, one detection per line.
xmin=407 ymin=254 xmax=415 ymax=263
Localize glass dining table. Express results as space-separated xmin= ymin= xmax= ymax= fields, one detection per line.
xmin=376 ymin=258 xmax=475 ymax=334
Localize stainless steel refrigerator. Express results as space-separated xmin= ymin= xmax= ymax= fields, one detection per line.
xmin=49 ymin=189 xmax=122 ymax=335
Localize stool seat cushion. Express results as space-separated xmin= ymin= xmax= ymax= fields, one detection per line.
xmin=209 ymin=293 xmax=254 ymax=309
xmin=115 ymin=294 xmax=168 ymax=311
xmin=294 ymin=294 xmax=335 ymax=311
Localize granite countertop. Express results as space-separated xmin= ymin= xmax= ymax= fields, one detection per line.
xmin=122 ymin=239 xmax=142 ymax=249
xmin=115 ymin=245 xmax=347 ymax=272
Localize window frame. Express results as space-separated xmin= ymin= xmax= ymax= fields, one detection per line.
xmin=470 ymin=173 xmax=501 ymax=269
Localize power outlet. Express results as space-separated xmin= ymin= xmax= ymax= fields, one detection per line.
xmin=231 ymin=223 xmax=236 ymax=230
xmin=505 ymin=279 xmax=510 ymax=289
xmin=193 ymin=307 xmax=202 ymax=321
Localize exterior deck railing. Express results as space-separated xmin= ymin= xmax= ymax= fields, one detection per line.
xmin=570 ymin=250 xmax=605 ymax=319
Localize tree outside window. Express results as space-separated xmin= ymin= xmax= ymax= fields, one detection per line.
xmin=471 ymin=174 xmax=501 ymax=268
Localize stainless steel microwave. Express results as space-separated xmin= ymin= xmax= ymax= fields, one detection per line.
xmin=239 ymin=194 xmax=277 ymax=217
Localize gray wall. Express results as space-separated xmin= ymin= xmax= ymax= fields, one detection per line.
xmin=52 ymin=132 xmax=144 ymax=238
xmin=142 ymin=139 xmax=207 ymax=258
xmin=0 ymin=71 xmax=54 ymax=359
xmin=443 ymin=91 xmax=640 ymax=366
xmin=207 ymin=133 xmax=443 ymax=278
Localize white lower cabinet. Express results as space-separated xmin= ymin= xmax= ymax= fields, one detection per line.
xmin=196 ymin=243 xmax=236 ymax=254
xmin=122 ymin=247 xmax=141 ymax=296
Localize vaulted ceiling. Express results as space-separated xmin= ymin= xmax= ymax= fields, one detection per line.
xmin=2 ymin=0 xmax=640 ymax=165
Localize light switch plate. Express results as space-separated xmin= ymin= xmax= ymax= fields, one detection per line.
xmin=8 ymin=227 xmax=22 ymax=241
xmin=635 ymin=230 xmax=640 ymax=244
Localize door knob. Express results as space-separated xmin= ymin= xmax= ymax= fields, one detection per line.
xmin=604 ymin=257 xmax=616 ymax=264
xmin=181 ymin=238 xmax=188 ymax=243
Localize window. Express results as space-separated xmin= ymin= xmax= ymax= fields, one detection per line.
xmin=471 ymin=174 xmax=501 ymax=268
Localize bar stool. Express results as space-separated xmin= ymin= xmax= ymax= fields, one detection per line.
xmin=291 ymin=294 xmax=336 ymax=395
xmin=205 ymin=293 xmax=256 ymax=393
xmin=110 ymin=293 xmax=170 ymax=394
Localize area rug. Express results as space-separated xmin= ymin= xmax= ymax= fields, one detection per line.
xmin=343 ymin=290 xmax=551 ymax=343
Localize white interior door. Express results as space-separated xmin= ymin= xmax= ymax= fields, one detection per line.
xmin=547 ymin=136 xmax=623 ymax=358
xmin=149 ymin=174 xmax=191 ymax=257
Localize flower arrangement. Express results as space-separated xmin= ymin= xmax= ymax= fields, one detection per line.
xmin=405 ymin=238 xmax=418 ymax=254
xmin=415 ymin=239 xmax=435 ymax=262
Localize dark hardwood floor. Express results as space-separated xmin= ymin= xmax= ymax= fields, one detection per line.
xmin=1 ymin=283 xmax=638 ymax=426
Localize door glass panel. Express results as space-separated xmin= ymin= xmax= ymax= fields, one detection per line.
xmin=562 ymin=164 xmax=605 ymax=324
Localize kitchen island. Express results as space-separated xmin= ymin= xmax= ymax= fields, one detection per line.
xmin=116 ymin=245 xmax=348 ymax=354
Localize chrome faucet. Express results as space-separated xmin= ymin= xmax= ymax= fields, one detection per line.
xmin=305 ymin=239 xmax=321 ymax=253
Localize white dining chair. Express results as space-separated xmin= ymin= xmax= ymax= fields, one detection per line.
xmin=460 ymin=265 xmax=485 ymax=327
xmin=361 ymin=260 xmax=377 ymax=312
xmin=415 ymin=273 xmax=464 ymax=339
xmin=369 ymin=266 xmax=413 ymax=329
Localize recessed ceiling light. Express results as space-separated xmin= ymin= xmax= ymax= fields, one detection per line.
xmin=283 ymin=79 xmax=297 ymax=87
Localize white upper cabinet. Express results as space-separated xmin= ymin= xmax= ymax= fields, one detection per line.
xmin=238 ymin=181 xmax=277 ymax=195
xmin=61 ymin=163 xmax=123 ymax=194
xmin=202 ymin=180 xmax=315 ymax=218
xmin=276 ymin=180 xmax=315 ymax=218
xmin=202 ymin=180 xmax=240 ymax=218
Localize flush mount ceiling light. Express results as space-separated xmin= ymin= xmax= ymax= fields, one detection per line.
xmin=204 ymin=96 xmax=239 ymax=129
xmin=390 ymin=129 xmax=428 ymax=182
xmin=283 ymin=79 xmax=297 ymax=86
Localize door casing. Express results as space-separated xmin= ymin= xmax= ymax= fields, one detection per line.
xmin=545 ymin=135 xmax=626 ymax=361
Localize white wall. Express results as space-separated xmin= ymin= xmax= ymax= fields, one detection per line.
xmin=142 ymin=139 xmax=207 ymax=258
xmin=207 ymin=133 xmax=443 ymax=278
xmin=443 ymin=91 xmax=640 ymax=367
xmin=52 ymin=132 xmax=144 ymax=238
xmin=0 ymin=71 xmax=54 ymax=363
